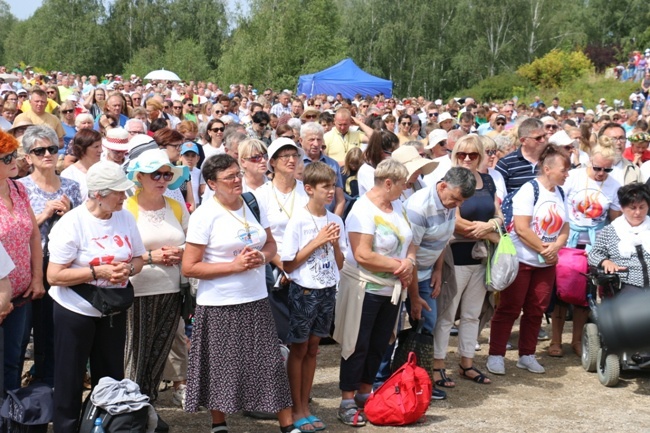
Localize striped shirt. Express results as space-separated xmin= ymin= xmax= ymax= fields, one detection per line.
xmin=404 ymin=183 xmax=456 ymax=281
xmin=496 ymin=148 xmax=538 ymax=194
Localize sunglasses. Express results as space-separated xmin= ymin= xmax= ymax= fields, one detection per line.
xmin=213 ymin=110 xmax=225 ymax=114
xmin=164 ymin=105 xmax=171 ymax=109
xmin=257 ymin=122 xmax=268 ymax=127
xmin=304 ymin=114 xmax=318 ymax=120
xmin=173 ymin=106 xmax=182 ymax=109
xmin=18 ymin=94 xmax=27 ymax=98
xmin=526 ymin=135 xmax=546 ymax=142
xmin=428 ymin=113 xmax=439 ymax=117
xmin=486 ymin=149 xmax=497 ymax=156
xmin=496 ymin=121 xmax=506 ymax=126
xmin=456 ymin=152 xmax=480 ymax=161
xmin=30 ymin=145 xmax=59 ymax=157
xmin=591 ymin=166 xmax=613 ymax=173
xmin=211 ymin=127 xmax=225 ymax=132
xmin=1 ymin=151 xmax=17 ymax=165
xmin=401 ymin=122 xmax=412 ymax=126
xmin=545 ymin=124 xmax=559 ymax=130
xmin=62 ymin=109 xmax=74 ymax=114
xmin=46 ymin=91 xmax=56 ymax=95
xmin=244 ymin=153 xmax=268 ymax=163
xmin=149 ymin=171 xmax=174 ymax=181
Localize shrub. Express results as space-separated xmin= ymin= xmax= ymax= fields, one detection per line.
xmin=517 ymin=49 xmax=594 ymax=89
xmin=461 ymin=73 xmax=534 ymax=102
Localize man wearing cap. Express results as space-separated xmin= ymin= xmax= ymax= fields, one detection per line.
xmin=300 ymin=122 xmax=345 ymax=215
xmin=13 ymin=88 xmax=65 ymax=147
xmin=574 ymin=107 xmax=586 ymax=125
xmin=478 ymin=114 xmax=507 ymax=137
xmin=271 ymin=92 xmax=292 ymax=117
xmin=323 ymin=108 xmax=366 ymax=166
xmin=102 ymin=128 xmax=130 ymax=167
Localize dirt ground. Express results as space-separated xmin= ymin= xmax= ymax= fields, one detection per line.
xmin=151 ymin=319 xmax=650 ymax=433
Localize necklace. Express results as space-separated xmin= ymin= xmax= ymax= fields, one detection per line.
xmin=213 ymin=195 xmax=250 ymax=235
xmin=273 ymin=181 xmax=296 ymax=218
xmin=306 ymin=203 xmax=329 ymax=255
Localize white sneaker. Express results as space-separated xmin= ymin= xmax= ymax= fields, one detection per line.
xmin=516 ymin=355 xmax=545 ymax=373
xmin=486 ymin=355 xmax=505 ymax=375
xmin=172 ymin=384 xmax=186 ymax=409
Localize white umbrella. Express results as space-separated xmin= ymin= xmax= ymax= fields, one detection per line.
xmin=144 ymin=69 xmax=181 ymax=81
xmin=0 ymin=73 xmax=19 ymax=83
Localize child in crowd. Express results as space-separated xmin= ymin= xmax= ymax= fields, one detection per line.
xmin=281 ymin=162 xmax=346 ymax=432
xmin=180 ymin=141 xmax=205 ymax=210
xmin=341 ymin=146 xmax=362 ymax=219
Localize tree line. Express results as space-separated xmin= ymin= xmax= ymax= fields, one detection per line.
xmin=1 ymin=0 xmax=648 ymax=98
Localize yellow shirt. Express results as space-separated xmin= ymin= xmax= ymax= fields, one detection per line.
xmin=324 ymin=129 xmax=363 ymax=163
xmin=20 ymin=99 xmax=60 ymax=114
xmin=14 ymin=111 xmax=65 ymax=139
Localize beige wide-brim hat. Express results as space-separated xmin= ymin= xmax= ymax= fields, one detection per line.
xmin=391 ymin=145 xmax=438 ymax=178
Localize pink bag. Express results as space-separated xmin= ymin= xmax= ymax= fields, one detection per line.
xmin=555 ymin=247 xmax=588 ymax=306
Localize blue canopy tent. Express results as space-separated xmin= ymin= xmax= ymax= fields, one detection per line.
xmin=297 ymin=58 xmax=392 ymax=99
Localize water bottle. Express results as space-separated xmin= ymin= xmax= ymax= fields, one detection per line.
xmin=90 ymin=417 xmax=105 ymax=433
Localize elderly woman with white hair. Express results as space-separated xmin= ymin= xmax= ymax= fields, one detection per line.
xmin=47 ymin=161 xmax=145 ymax=432
xmin=18 ymin=126 xmax=82 ymax=387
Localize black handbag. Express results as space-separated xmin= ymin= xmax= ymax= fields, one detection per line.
xmin=391 ymin=320 xmax=434 ymax=381
xmin=69 ymin=282 xmax=134 ymax=316
xmin=179 ymin=276 xmax=195 ymax=321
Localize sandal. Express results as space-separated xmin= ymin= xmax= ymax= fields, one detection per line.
xmin=337 ymin=402 xmax=366 ymax=427
xmin=572 ymin=342 xmax=582 ymax=357
xmin=548 ymin=343 xmax=563 ymax=357
xmin=294 ymin=418 xmax=316 ymax=433
xmin=458 ymin=364 xmax=491 ymax=384
xmin=306 ymin=415 xmax=326 ymax=431
xmin=433 ymin=368 xmax=456 ymax=388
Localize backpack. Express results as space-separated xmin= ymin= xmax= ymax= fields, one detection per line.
xmin=78 ymin=393 xmax=149 ymax=433
xmin=364 ymin=352 xmax=431 ymax=426
xmin=501 ymin=179 xmax=564 ymax=233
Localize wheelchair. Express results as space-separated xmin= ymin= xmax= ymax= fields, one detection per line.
xmin=581 ymin=266 xmax=650 ymax=387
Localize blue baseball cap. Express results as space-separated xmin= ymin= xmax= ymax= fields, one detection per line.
xmin=180 ymin=141 xmax=200 ymax=155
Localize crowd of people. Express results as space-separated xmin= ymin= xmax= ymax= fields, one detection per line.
xmin=1 ymin=68 xmax=650 ymax=432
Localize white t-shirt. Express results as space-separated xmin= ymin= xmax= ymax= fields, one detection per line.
xmin=280 ymin=206 xmax=347 ymax=288
xmin=640 ymin=160 xmax=650 ymax=182
xmin=185 ymin=196 xmax=269 ymax=306
xmin=0 ymin=242 xmax=14 ymax=279
xmin=253 ymin=180 xmax=309 ymax=253
xmin=422 ymin=155 xmax=451 ymax=187
xmin=128 ymin=199 xmax=190 ymax=297
xmin=510 ymin=181 xmax=568 ymax=267
xmin=60 ymin=164 xmax=88 ymax=202
xmin=188 ymin=167 xmax=205 ymax=206
xmin=48 ymin=206 xmax=146 ymax=317
xmin=345 ymin=194 xmax=413 ymax=296
xmin=564 ymin=168 xmax=621 ymax=245
xmin=357 ymin=163 xmax=375 ymax=196
xmin=202 ymin=143 xmax=225 ymax=161
xmin=488 ymin=168 xmax=507 ymax=202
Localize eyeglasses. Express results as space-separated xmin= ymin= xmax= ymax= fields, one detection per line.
xmin=213 ymin=110 xmax=225 ymax=114
xmin=172 ymin=106 xmax=182 ymax=110
xmin=496 ymin=121 xmax=506 ymax=126
xmin=591 ymin=166 xmax=614 ymax=173
xmin=218 ymin=171 xmax=244 ymax=182
xmin=525 ymin=135 xmax=546 ymax=142
xmin=401 ymin=122 xmax=412 ymax=126
xmin=610 ymin=136 xmax=626 ymax=142
xmin=545 ymin=124 xmax=559 ymax=130
xmin=30 ymin=145 xmax=59 ymax=157
xmin=456 ymin=152 xmax=480 ymax=161
xmin=150 ymin=171 xmax=174 ymax=181
xmin=165 ymin=144 xmax=182 ymax=150
xmin=62 ymin=109 xmax=74 ymax=114
xmin=210 ymin=127 xmax=225 ymax=132
xmin=244 ymin=153 xmax=268 ymax=163
xmin=486 ymin=149 xmax=497 ymax=156
xmin=428 ymin=112 xmax=439 ymax=117
xmin=0 ymin=151 xmax=17 ymax=165
xmin=133 ymin=97 xmax=141 ymax=101
xmin=276 ymin=153 xmax=300 ymax=161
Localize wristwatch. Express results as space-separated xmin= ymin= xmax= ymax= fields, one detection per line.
xmin=128 ymin=263 xmax=135 ymax=276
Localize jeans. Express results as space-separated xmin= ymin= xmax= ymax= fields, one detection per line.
xmin=405 ymin=279 xmax=438 ymax=333
xmin=3 ymin=301 xmax=29 ymax=391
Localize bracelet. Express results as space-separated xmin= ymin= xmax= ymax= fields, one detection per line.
xmin=259 ymin=250 xmax=266 ymax=265
xmin=147 ymin=250 xmax=154 ymax=267
xmin=407 ymin=257 xmax=416 ymax=267
xmin=89 ymin=264 xmax=97 ymax=281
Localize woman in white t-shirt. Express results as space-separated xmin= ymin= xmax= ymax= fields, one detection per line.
xmin=124 ymin=149 xmax=189 ymax=423
xmin=181 ymin=154 xmax=296 ymax=433
xmin=548 ymin=143 xmax=622 ymax=358
xmin=357 ymin=130 xmax=399 ymax=196
xmin=60 ymin=128 xmax=103 ymax=202
xmin=47 ymin=161 xmax=145 ymax=432
xmin=334 ymin=159 xmax=416 ymax=427
xmin=487 ymin=145 xmax=570 ymax=376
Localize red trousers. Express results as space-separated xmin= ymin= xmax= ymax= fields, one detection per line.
xmin=489 ymin=264 xmax=555 ymax=357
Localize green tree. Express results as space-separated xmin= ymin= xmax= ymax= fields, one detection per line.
xmin=123 ymin=38 xmax=213 ymax=81
xmin=0 ymin=1 xmax=17 ymax=65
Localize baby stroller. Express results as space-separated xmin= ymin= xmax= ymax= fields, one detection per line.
xmin=581 ymin=266 xmax=650 ymax=387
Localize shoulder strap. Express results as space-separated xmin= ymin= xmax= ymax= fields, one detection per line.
xmin=124 ymin=194 xmax=139 ymax=221
xmin=124 ymin=193 xmax=182 ymax=225
xmin=531 ymin=179 xmax=540 ymax=205
xmin=242 ymin=192 xmax=261 ymax=223
xmin=164 ymin=197 xmax=183 ymax=224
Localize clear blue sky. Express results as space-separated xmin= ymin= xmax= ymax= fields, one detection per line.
xmin=7 ymin=0 xmax=245 ymax=20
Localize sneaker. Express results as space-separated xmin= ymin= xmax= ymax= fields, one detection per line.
xmin=475 ymin=343 xmax=481 ymax=351
xmin=538 ymin=328 xmax=550 ymax=341
xmin=450 ymin=326 xmax=459 ymax=336
xmin=431 ymin=388 xmax=447 ymax=400
xmin=486 ymin=355 xmax=505 ymax=375
xmin=172 ymin=384 xmax=186 ymax=409
xmin=337 ymin=402 xmax=366 ymax=427
xmin=516 ymin=355 xmax=545 ymax=374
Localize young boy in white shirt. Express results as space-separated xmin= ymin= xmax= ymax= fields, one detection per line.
xmin=281 ymin=162 xmax=346 ymax=432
